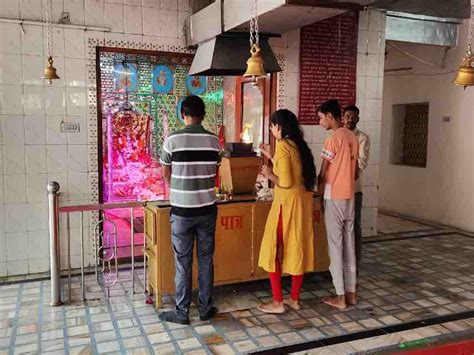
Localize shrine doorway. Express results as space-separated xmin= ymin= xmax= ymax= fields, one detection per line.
xmin=96 ymin=48 xmax=225 ymax=259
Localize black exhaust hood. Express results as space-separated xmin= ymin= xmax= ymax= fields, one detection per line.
xmin=188 ymin=32 xmax=282 ymax=76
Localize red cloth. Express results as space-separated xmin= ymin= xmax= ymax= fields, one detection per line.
xmin=269 ymin=208 xmax=304 ymax=302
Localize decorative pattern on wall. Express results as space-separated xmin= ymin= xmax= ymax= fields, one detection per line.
xmin=274 ymin=51 xmax=287 ymax=110
xmin=97 ymin=49 xmax=224 ymax=203
xmin=299 ymin=11 xmax=359 ymax=125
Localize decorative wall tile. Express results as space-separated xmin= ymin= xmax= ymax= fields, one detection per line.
xmin=124 ymin=34 xmax=144 ymax=48
xmin=359 ymin=10 xmax=369 ymax=31
xmin=21 ymin=24 xmax=44 ymax=56
xmin=27 ymin=173 xmax=48 ymax=203
xmin=143 ymin=7 xmax=161 ymax=36
xmin=2 ymin=54 xmax=23 ymax=85
xmin=7 ymin=260 xmax=28 ymax=275
xmin=46 ymin=115 xmax=67 ymax=144
xmin=178 ymin=0 xmax=190 ymax=12
xmin=0 ymin=175 xmax=4 ymax=203
xmin=23 ymin=85 xmax=45 ymax=116
xmin=68 ymin=172 xmax=89 ymax=200
xmin=366 ymin=54 xmax=379 ymax=77
xmin=26 ymin=145 xmax=47 ymax=174
xmin=25 ymin=116 xmax=46 ymax=145
xmin=47 ymin=145 xmax=68 ymax=173
xmin=285 ymin=48 xmax=299 ymax=74
xmin=44 ymin=27 xmax=66 ymax=58
xmin=161 ymin=10 xmax=178 ymax=38
xmin=17 ymin=0 xmax=43 ymax=21
xmin=161 ymin=0 xmax=178 ymax=10
xmin=0 ymin=23 xmax=22 ymax=54
xmin=283 ymin=29 xmax=300 ymax=48
xmin=368 ymin=9 xmax=383 ymax=32
xmin=367 ymin=31 xmax=382 ymax=55
xmin=6 ymin=204 xmax=28 ymax=233
xmin=105 ymin=3 xmax=125 ymax=33
xmin=357 ymin=53 xmax=367 ymax=78
xmin=85 ymin=0 xmax=105 ymax=27
xmin=5 ymin=174 xmax=27 ymax=203
xmin=1 ymin=0 xmax=20 ymax=19
xmin=27 ymin=202 xmax=49 ymax=231
xmin=3 ymin=115 xmax=25 ymax=146
xmin=124 ymin=5 xmax=143 ymax=34
xmin=66 ymin=87 xmax=87 ymax=116
xmin=4 ymin=145 xmax=26 ymax=174
xmin=177 ymin=11 xmax=189 ymax=38
xmin=22 ymin=55 xmax=45 ymax=86
xmin=65 ymin=58 xmax=87 ymax=87
xmin=0 ymin=262 xmax=6 ymax=277
xmin=365 ymin=76 xmax=378 ymax=99
xmin=68 ymin=145 xmax=88 ymax=173
xmin=357 ymin=30 xmax=368 ymax=54
xmin=65 ymin=29 xmax=86 ymax=59
xmin=64 ymin=0 xmax=86 ymax=26
xmin=2 ymin=85 xmax=23 ymax=115
xmin=46 ymin=0 xmax=66 ymax=23
xmin=0 ymin=233 xmax=5 ymax=262
xmin=67 ymin=117 xmax=88 ymax=145
xmin=28 ymin=257 xmax=50 ymax=274
xmin=143 ymin=0 xmax=160 ymax=7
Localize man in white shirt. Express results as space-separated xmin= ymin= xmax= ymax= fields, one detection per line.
xmin=342 ymin=105 xmax=370 ymax=270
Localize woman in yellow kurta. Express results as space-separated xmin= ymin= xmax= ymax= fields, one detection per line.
xmin=258 ymin=109 xmax=316 ymax=314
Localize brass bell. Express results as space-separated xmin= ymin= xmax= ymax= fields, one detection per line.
xmin=243 ymin=44 xmax=266 ymax=85
xmin=453 ymin=44 xmax=474 ymax=90
xmin=42 ymin=56 xmax=60 ymax=84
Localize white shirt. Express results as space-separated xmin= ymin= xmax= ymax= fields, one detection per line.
xmin=354 ymin=128 xmax=370 ymax=193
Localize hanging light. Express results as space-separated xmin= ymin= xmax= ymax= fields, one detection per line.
xmin=42 ymin=0 xmax=60 ymax=84
xmin=453 ymin=0 xmax=474 ymax=89
xmin=243 ymin=0 xmax=266 ymax=85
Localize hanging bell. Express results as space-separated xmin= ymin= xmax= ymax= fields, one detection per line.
xmin=453 ymin=44 xmax=474 ymax=89
xmin=243 ymin=44 xmax=266 ymax=85
xmin=42 ymin=56 xmax=60 ymax=84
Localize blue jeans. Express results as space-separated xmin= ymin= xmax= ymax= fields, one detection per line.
xmin=170 ymin=213 xmax=217 ymax=320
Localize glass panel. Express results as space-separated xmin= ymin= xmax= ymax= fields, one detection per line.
xmin=242 ymin=82 xmax=264 ymax=150
xmin=98 ymin=50 xmax=225 ymax=203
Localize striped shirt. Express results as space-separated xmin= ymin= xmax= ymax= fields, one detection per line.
xmin=160 ymin=124 xmax=220 ymax=217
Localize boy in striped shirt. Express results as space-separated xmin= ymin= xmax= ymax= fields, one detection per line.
xmin=159 ymin=95 xmax=220 ymax=324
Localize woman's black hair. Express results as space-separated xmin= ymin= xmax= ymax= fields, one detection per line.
xmin=317 ymin=99 xmax=342 ymax=120
xmin=271 ymin=109 xmax=317 ymax=191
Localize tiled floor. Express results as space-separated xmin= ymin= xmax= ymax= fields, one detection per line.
xmin=1 ymin=214 xmax=474 ymax=354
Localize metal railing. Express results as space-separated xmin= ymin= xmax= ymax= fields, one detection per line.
xmin=47 ymin=181 xmax=146 ymax=306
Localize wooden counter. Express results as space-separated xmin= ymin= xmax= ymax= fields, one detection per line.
xmin=143 ymin=197 xmax=329 ymax=308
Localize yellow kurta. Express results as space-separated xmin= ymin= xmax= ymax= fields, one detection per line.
xmin=258 ymin=139 xmax=315 ymax=275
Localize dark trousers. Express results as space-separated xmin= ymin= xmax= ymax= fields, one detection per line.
xmin=171 ymin=213 xmax=217 ymax=320
xmin=354 ymin=192 xmax=363 ymax=269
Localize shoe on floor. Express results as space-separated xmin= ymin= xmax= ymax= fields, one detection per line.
xmin=199 ymin=307 xmax=218 ymax=321
xmin=159 ymin=311 xmax=189 ymax=325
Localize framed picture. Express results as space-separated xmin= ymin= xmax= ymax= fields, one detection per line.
xmin=152 ymin=65 xmax=174 ymax=94
xmin=114 ymin=63 xmax=138 ymax=93
xmin=186 ymin=75 xmax=207 ymax=95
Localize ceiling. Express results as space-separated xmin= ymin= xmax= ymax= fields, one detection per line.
xmin=371 ymin=0 xmax=471 ymax=19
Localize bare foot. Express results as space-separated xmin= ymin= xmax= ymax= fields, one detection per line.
xmin=322 ymin=295 xmax=347 ymax=310
xmin=345 ymin=292 xmax=357 ymax=305
xmin=284 ymin=298 xmax=301 ymax=311
xmin=257 ymin=301 xmax=285 ymax=314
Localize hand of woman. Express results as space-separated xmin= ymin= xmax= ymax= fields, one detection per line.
xmin=259 ymin=144 xmax=272 ymax=159
xmin=260 ymin=164 xmax=273 ymax=178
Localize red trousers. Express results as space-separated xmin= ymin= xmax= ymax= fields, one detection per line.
xmin=269 ymin=208 xmax=303 ymax=302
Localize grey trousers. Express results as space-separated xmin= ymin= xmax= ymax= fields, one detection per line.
xmin=354 ymin=192 xmax=363 ymax=268
xmin=324 ymin=199 xmax=357 ymax=295
xmin=171 ymin=213 xmax=217 ymax=320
